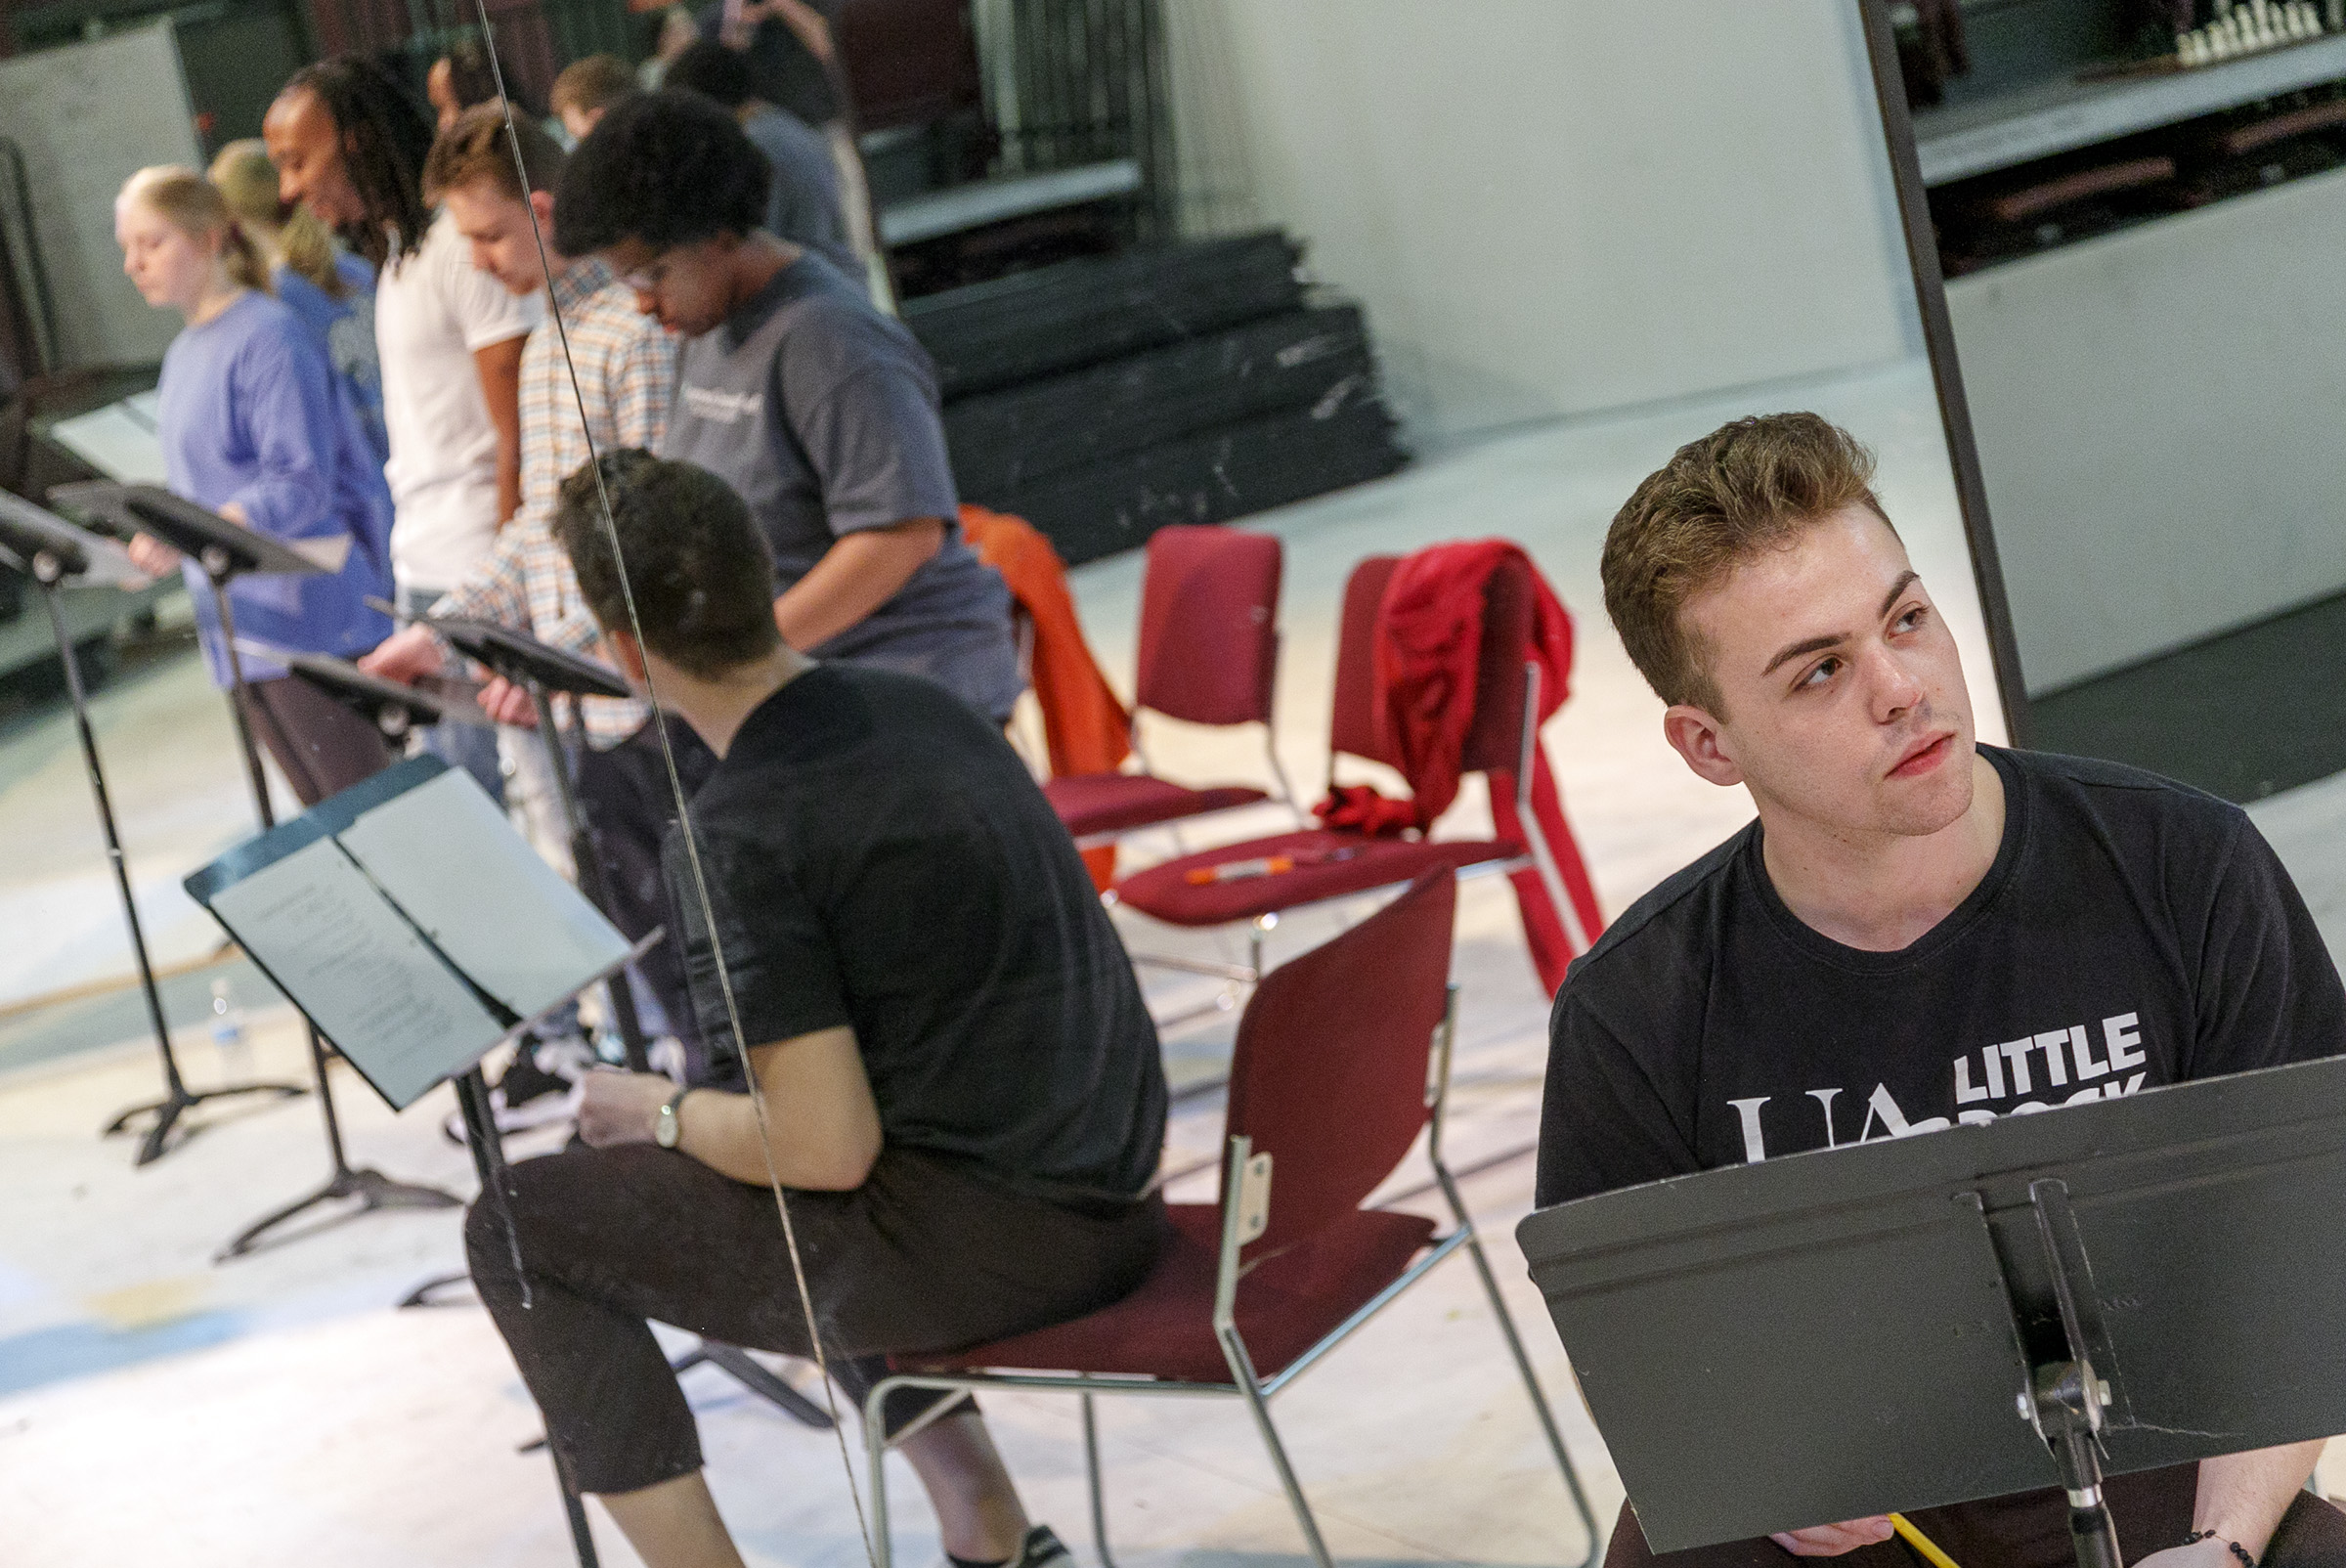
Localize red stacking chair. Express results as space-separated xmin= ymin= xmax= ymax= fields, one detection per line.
xmin=861 ymin=872 xmax=1599 ymax=1568
xmin=1109 ymin=550 xmax=1584 ymax=980
xmin=1042 ymin=525 xmax=1298 ymax=849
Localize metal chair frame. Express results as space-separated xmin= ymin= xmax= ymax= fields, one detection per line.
xmin=861 ymin=986 xmax=1602 ymax=1568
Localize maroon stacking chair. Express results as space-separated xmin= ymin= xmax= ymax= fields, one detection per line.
xmin=1109 ymin=549 xmax=1588 ymax=980
xmin=1042 ymin=525 xmax=1298 ymax=849
xmin=862 ymin=872 xmax=1599 ymax=1568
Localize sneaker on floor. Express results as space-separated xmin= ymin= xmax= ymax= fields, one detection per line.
xmin=1009 ymin=1525 xmax=1071 ymax=1568
xmin=942 ymin=1525 xmax=1070 ymax=1568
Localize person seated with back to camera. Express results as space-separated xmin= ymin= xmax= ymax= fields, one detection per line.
xmin=463 ymin=449 xmax=1168 ymax=1568
xmin=1538 ymin=413 xmax=2346 ymax=1568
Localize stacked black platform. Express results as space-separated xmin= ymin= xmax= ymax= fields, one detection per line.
xmin=905 ymin=231 xmax=1408 ymax=565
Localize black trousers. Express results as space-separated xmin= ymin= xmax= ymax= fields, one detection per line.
xmin=573 ymin=715 xmax=721 ymax=1080
xmin=235 ymin=675 xmax=394 ymax=807
xmin=1599 ymin=1465 xmax=2346 ymax=1567
xmin=465 ymin=1142 xmax=1168 ymax=1497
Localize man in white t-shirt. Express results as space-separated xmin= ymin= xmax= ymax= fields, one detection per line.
xmin=266 ymin=58 xmax=538 ymax=801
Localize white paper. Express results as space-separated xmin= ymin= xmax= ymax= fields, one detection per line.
xmin=289 ymin=534 xmax=352 ymax=573
xmin=208 ymin=837 xmax=505 ymax=1108
xmin=47 ymin=401 xmax=167 ymax=485
xmin=335 ymin=768 xmax=632 ymax=1023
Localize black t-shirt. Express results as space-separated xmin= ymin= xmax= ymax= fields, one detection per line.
xmin=1538 ymin=746 xmax=2346 ymax=1208
xmin=665 ymin=664 xmax=1167 ymax=1199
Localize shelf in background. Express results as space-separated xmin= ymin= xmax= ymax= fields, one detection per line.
xmin=1916 ymin=30 xmax=2346 ymax=184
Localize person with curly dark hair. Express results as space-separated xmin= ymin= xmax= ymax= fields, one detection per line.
xmin=555 ymin=92 xmax=1021 ymax=725
xmin=263 ymin=59 xmax=538 ymax=804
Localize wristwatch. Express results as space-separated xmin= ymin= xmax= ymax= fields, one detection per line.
xmin=652 ymin=1087 xmax=692 ymax=1150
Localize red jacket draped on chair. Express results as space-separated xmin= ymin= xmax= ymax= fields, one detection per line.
xmin=1372 ymin=540 xmax=1605 ymax=993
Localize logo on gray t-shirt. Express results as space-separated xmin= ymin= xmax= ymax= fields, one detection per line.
xmin=680 ymin=384 xmax=764 ymax=423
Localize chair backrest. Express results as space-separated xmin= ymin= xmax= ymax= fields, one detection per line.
xmin=1222 ymin=870 xmax=1455 ymax=1257
xmin=1327 ymin=547 xmax=1537 ymax=784
xmin=1458 ymin=550 xmax=1536 ymax=778
xmin=1327 ymin=555 xmax=1403 ymax=767
xmin=1134 ymin=524 xmax=1282 ymax=727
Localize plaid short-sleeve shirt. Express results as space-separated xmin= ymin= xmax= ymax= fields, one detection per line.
xmin=437 ymin=256 xmax=676 ymax=748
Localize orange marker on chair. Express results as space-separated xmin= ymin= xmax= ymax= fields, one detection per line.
xmin=1186 ymin=855 xmax=1295 ymax=885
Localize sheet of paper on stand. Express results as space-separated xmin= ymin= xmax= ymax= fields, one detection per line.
xmin=204 ymin=835 xmax=506 ymax=1109
xmin=45 ymin=394 xmax=168 ymax=485
xmin=333 ymin=766 xmax=633 ymax=1023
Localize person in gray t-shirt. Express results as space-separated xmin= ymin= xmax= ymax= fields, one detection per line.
xmin=555 ymin=91 xmax=1021 ymax=723
xmin=665 ymin=40 xmax=858 ymax=282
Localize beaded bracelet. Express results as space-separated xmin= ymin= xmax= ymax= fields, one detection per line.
xmin=2182 ymin=1529 xmax=2259 ymax=1568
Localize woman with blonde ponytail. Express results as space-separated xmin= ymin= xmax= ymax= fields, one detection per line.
xmin=210 ymin=139 xmax=386 ymax=459
xmin=114 ymin=164 xmax=400 ymax=805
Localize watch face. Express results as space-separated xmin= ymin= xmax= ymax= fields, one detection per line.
xmin=655 ymin=1103 xmax=679 ymax=1148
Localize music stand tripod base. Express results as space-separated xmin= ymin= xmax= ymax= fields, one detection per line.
xmin=216 ymin=1159 xmax=461 ymax=1261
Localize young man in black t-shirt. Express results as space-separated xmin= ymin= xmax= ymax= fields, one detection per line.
xmin=461 ymin=451 xmax=1167 ymax=1568
xmin=1540 ymin=414 xmax=2346 ymax=1568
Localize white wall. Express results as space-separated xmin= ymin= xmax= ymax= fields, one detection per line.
xmin=1163 ymin=0 xmax=1920 ymax=447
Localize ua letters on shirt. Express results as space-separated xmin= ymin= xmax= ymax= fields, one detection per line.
xmin=1536 ymin=746 xmax=2346 ymax=1208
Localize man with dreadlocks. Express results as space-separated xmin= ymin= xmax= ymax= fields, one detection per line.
xmin=264 ymin=57 xmax=537 ymax=805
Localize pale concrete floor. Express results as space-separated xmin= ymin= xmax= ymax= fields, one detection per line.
xmin=5 ymin=355 xmax=2345 ymax=1563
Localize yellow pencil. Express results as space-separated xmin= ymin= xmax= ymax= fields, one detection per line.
xmin=1890 ymin=1512 xmax=1963 ymax=1568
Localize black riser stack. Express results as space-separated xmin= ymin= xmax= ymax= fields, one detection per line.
xmin=907 ymin=230 xmax=1409 ymax=565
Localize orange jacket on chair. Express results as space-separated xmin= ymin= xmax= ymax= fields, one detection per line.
xmin=962 ymin=504 xmax=1130 ymax=889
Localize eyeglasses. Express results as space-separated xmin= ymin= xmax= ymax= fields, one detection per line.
xmin=617 ymin=251 xmax=671 ymax=294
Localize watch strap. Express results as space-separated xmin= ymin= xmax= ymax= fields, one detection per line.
xmin=654 ymin=1085 xmax=691 ymax=1148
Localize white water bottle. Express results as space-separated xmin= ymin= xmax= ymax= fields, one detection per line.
xmin=209 ymin=976 xmax=248 ymax=1072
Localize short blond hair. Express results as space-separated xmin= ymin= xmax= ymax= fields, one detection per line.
xmin=551 ymin=54 xmax=635 ymax=119
xmin=1602 ymin=413 xmax=1892 ymax=714
xmin=421 ymin=102 xmax=565 ymax=205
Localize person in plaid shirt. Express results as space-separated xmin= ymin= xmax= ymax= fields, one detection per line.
xmin=364 ymin=107 xmax=716 ymax=1112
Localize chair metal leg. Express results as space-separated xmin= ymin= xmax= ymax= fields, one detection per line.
xmin=1081 ymin=1392 xmax=1119 ymax=1568
xmin=1221 ymin=1331 xmax=1335 ymax=1568
xmin=867 ymin=1385 xmax=896 ymax=1568
xmin=1441 ymin=1175 xmax=1603 ymax=1568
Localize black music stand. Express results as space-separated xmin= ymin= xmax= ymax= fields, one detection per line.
xmin=381 ymin=609 xmax=835 ymax=1433
xmin=189 ymin=800 xmax=659 ymax=1568
xmin=424 ymin=611 xmax=655 ymax=1074
xmin=0 ymin=492 xmax=305 ymax=1164
xmin=267 ymin=644 xmax=489 ymax=747
xmin=1517 ymin=1053 xmax=2346 ymax=1566
xmin=51 ymin=481 xmax=458 ymax=1254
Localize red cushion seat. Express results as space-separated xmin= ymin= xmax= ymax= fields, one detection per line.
xmin=910 ymin=1203 xmax=1439 ymax=1385
xmin=1044 ymin=772 xmax=1270 ymax=839
xmin=1114 ymin=829 xmax=1521 ymax=927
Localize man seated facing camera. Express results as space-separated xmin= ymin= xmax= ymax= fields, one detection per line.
xmin=1537 ymin=414 xmax=2346 ymax=1567
xmin=464 ymin=450 xmax=1167 ymax=1568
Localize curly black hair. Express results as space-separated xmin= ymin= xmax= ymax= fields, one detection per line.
xmin=664 ymin=39 xmax=758 ymax=110
xmin=279 ymin=57 xmax=437 ymax=270
xmin=552 ymin=449 xmax=781 ymax=679
xmin=552 ymin=90 xmax=770 ymax=257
